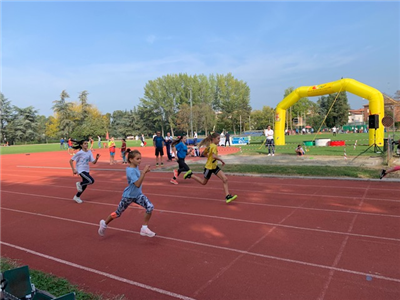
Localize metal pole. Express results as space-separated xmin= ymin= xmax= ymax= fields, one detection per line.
xmin=190 ymin=89 xmax=193 ymax=137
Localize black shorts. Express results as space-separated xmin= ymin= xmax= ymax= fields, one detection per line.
xmin=203 ymin=167 xmax=221 ymax=179
xmin=155 ymin=147 xmax=164 ymax=157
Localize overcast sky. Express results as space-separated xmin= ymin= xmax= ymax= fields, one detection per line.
xmin=1 ymin=0 xmax=399 ymax=116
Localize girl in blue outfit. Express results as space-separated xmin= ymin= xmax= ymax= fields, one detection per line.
xmin=170 ymin=135 xmax=193 ymax=185
xmin=69 ymin=139 xmax=100 ymax=204
xmin=98 ymin=149 xmax=156 ymax=237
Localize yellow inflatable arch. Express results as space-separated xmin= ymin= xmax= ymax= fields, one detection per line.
xmin=274 ymin=78 xmax=384 ymax=146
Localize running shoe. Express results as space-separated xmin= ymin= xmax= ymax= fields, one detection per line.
xmin=98 ymin=220 xmax=107 ymax=236
xmin=76 ymin=182 xmax=83 ymax=192
xmin=170 ymin=179 xmax=178 ymax=185
xmin=226 ymin=194 xmax=237 ymax=203
xmin=173 ymin=169 xmax=178 ymax=178
xmin=379 ymin=169 xmax=387 ymax=179
xmin=184 ymin=170 xmax=192 ymax=179
xmin=73 ymin=195 xmax=83 ymax=204
xmin=140 ymin=227 xmax=156 ymax=237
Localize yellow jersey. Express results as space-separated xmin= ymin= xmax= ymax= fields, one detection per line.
xmin=205 ymin=143 xmax=218 ymax=169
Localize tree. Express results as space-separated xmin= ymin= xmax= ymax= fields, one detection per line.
xmin=317 ymin=92 xmax=350 ymax=128
xmin=0 ymin=93 xmax=13 ymax=144
xmin=250 ymin=106 xmax=275 ymax=130
xmin=7 ymin=106 xmax=39 ymax=144
xmin=52 ymin=90 xmax=75 ymax=136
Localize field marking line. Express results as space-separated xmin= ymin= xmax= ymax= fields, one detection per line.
xmin=2 ymin=206 xmax=400 ymax=285
xmin=2 ymin=193 xmax=400 ymax=243
xmin=0 ymin=241 xmax=196 ymax=300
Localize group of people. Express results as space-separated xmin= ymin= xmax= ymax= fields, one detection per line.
xmin=68 ymin=132 xmax=238 ymax=239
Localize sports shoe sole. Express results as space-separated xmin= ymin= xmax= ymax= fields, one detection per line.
xmin=226 ymin=195 xmax=237 ymax=203
xmin=184 ymin=170 xmax=192 ymax=179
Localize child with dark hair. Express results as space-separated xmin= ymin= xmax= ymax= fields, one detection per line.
xmin=184 ymin=132 xmax=237 ymax=203
xmin=295 ymin=144 xmax=305 ymax=156
xmin=170 ymin=135 xmax=193 ymax=185
xmin=121 ymin=138 xmax=127 ymax=164
xmin=98 ymin=149 xmax=156 ymax=237
xmin=69 ymin=139 xmax=100 ymax=204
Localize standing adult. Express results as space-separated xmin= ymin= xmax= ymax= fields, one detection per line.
xmin=164 ymin=132 xmax=173 ymax=161
xmin=224 ymin=131 xmax=231 ymax=147
xmin=98 ymin=136 xmax=102 ymax=148
xmin=153 ymin=131 xmax=165 ymax=167
xmin=264 ymin=125 xmax=275 ymax=156
xmin=60 ymin=137 xmax=65 ymax=150
xmin=140 ymin=134 xmax=145 ymax=147
xmin=332 ymin=126 xmax=337 ymax=136
xmin=193 ymin=131 xmax=198 ymax=146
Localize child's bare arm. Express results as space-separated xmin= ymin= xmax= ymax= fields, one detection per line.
xmin=69 ymin=159 xmax=77 ymax=175
xmin=134 ymin=165 xmax=151 ymax=187
xmin=212 ymin=153 xmax=225 ymax=166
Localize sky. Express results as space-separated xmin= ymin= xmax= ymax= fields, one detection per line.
xmin=1 ymin=0 xmax=399 ymax=117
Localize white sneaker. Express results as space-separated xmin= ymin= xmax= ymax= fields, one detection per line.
xmin=272 ymin=154 xmax=275 ymax=156
xmin=267 ymin=153 xmax=271 ymax=156
xmin=73 ymin=195 xmax=83 ymax=204
xmin=98 ymin=220 xmax=107 ymax=236
xmin=76 ymin=182 xmax=83 ymax=192
xmin=140 ymin=227 xmax=156 ymax=237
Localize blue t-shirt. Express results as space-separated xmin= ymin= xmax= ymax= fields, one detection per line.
xmin=122 ymin=167 xmax=142 ymax=198
xmin=175 ymin=142 xmax=188 ymax=159
xmin=153 ymin=136 xmax=165 ymax=148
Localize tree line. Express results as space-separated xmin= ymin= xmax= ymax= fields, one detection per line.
xmin=2 ymin=72 xmax=381 ymax=145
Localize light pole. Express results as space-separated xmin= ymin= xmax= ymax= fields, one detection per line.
xmin=190 ymin=88 xmax=193 ymax=137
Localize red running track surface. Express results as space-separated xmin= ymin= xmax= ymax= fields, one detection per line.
xmin=1 ymin=147 xmax=399 ymax=300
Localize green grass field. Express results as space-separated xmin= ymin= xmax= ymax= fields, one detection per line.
xmin=1 ymin=132 xmax=395 ymax=157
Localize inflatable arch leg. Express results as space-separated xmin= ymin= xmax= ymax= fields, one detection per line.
xmin=274 ymin=78 xmax=384 ymax=146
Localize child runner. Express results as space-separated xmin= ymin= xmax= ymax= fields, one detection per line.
xmin=170 ymin=135 xmax=193 ymax=185
xmin=69 ymin=139 xmax=100 ymax=204
xmin=108 ymin=137 xmax=116 ymax=165
xmin=153 ymin=131 xmax=165 ymax=167
xmin=379 ymin=165 xmax=400 ymax=179
xmin=89 ymin=136 xmax=94 ymax=151
xmin=121 ymin=138 xmax=127 ymax=164
xmin=184 ymin=132 xmax=237 ymax=203
xmin=67 ymin=137 xmax=74 ymax=155
xmin=98 ymin=149 xmax=156 ymax=237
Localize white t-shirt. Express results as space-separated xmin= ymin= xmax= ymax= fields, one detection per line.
xmin=72 ymin=150 xmax=94 ymax=174
xmin=265 ymin=129 xmax=274 ymax=140
xmin=194 ymin=132 xmax=198 ymax=138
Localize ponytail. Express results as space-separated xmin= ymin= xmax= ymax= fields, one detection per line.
xmin=171 ymin=136 xmax=184 ymax=147
xmin=198 ymin=132 xmax=220 ymax=148
xmin=72 ymin=139 xmax=87 ymax=150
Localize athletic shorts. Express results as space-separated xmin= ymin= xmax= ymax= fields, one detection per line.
xmin=110 ymin=152 xmax=115 ymax=156
xmin=203 ymin=166 xmax=221 ymax=179
xmin=155 ymin=147 xmax=164 ymax=157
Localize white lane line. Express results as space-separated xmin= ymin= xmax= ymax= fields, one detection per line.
xmin=2 ymin=194 xmax=400 ymax=243
xmin=2 ymin=207 xmax=400 ymax=284
xmin=0 ymin=241 xmax=196 ymax=300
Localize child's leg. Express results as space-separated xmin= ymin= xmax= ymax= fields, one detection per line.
xmin=191 ymin=174 xmax=209 ymax=185
xmin=106 ymin=197 xmax=135 ymax=225
xmin=177 ymin=159 xmax=190 ymax=176
xmin=215 ymin=170 xmax=230 ymax=196
xmin=77 ymin=172 xmax=94 ymax=197
xmin=386 ymin=165 xmax=400 ymax=174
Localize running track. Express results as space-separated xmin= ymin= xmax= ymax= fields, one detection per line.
xmin=1 ymin=148 xmax=399 ymax=300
